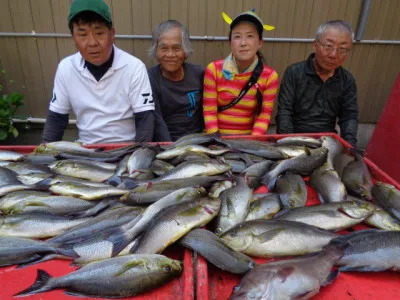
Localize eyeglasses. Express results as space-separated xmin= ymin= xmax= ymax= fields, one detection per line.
xmin=316 ymin=39 xmax=351 ymax=55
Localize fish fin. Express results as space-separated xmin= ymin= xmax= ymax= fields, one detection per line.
xmin=339 ymin=265 xmax=388 ymax=272
xmin=277 ymin=266 xmax=295 ymax=283
xmin=56 ymin=248 xmax=80 ymax=259
xmin=16 ymin=254 xmax=59 ymax=269
xmin=317 ymin=193 xmax=327 ymax=204
xmin=322 ymin=270 xmax=340 ymax=286
xmin=260 ymin=171 xmax=278 ymax=191
xmin=114 ymin=261 xmax=145 ymax=277
xmin=34 ymin=177 xmax=53 ymax=189
xmin=64 ymin=290 xmax=98 ymax=298
xmin=304 ymin=146 xmax=312 ymax=156
xmin=273 ymin=207 xmax=291 ymax=218
xmin=14 ymin=269 xmax=53 ymax=297
xmin=293 ymin=290 xmax=318 ymax=299
xmin=256 ymin=228 xmax=285 ymax=243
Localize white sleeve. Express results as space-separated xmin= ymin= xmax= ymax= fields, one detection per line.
xmin=48 ymin=63 xmax=71 ymax=114
xmin=129 ymin=61 xmax=155 ymax=113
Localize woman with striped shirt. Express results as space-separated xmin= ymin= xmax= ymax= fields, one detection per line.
xmin=203 ymin=10 xmax=279 ymax=135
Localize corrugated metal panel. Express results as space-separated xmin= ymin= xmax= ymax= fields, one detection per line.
xmin=0 ymin=0 xmax=399 ymax=122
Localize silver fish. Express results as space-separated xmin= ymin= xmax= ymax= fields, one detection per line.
xmin=245 ymin=193 xmax=281 ymax=221
xmin=275 ymin=173 xmax=307 ymax=208
xmin=372 ymin=182 xmax=400 ymax=221
xmin=310 ymin=164 xmax=347 ymax=203
xmin=0 ymin=150 xmax=25 ymax=161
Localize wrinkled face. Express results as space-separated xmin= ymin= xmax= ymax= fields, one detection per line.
xmin=72 ymin=21 xmax=115 ymax=66
xmin=313 ymin=27 xmax=352 ymax=73
xmin=230 ymin=22 xmax=263 ymax=67
xmin=156 ymin=27 xmax=186 ymax=74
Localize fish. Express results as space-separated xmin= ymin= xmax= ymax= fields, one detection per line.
xmin=275 ymin=201 xmax=376 ymax=231
xmin=0 ymin=150 xmax=25 ymax=161
xmin=275 ymin=173 xmax=307 ymax=208
xmin=230 ymin=243 xmax=345 ymax=300
xmin=341 ymin=151 xmax=373 ymax=199
xmin=310 ymin=164 xmax=347 ymax=203
xmin=216 ymin=139 xmax=287 ymax=160
xmin=0 ymin=213 xmax=90 ymax=238
xmin=150 ymin=159 xmax=174 ymax=176
xmin=261 ymin=147 xmax=328 ymax=191
xmin=33 ymin=174 xmax=112 ymax=188
xmin=245 ymin=193 xmax=281 ymax=221
xmin=33 ymin=141 xmax=100 ymax=154
xmin=15 ymin=254 xmax=182 ymax=298
xmin=127 ymin=147 xmax=157 ymax=176
xmin=0 ymin=184 xmax=37 ymax=197
xmin=165 ymin=132 xmax=221 ymax=148
xmin=178 ymin=229 xmax=254 ymax=274
xmin=275 ymin=136 xmax=322 ymax=148
xmin=152 ymin=159 xmax=232 ymax=182
xmin=0 ymin=236 xmax=77 ymax=267
xmin=49 ymin=182 xmax=129 ymax=200
xmin=332 ymin=230 xmax=400 ymax=272
xmin=320 ymin=136 xmax=344 ymax=170
xmin=215 ymin=177 xmax=253 ymax=235
xmin=49 ymin=160 xmax=114 ymax=182
xmin=241 ymin=160 xmax=273 ymax=189
xmin=156 ymin=144 xmax=230 ymax=160
xmin=132 ymin=197 xmax=220 ymax=254
xmin=23 ymin=154 xmax=57 ymax=165
xmin=0 ymin=166 xmax=20 ymax=186
xmin=121 ymin=176 xmax=228 ymax=204
xmin=274 ymin=145 xmax=311 ymax=158
xmin=4 ymin=162 xmax=51 ymax=175
xmin=168 ymin=152 xmax=211 ymax=166
xmin=220 ymin=220 xmax=338 ymax=258
xmin=225 ymin=159 xmax=247 ymax=173
xmin=0 ymin=193 xmax=95 ymax=215
xmin=372 ymin=182 xmax=400 ymax=221
xmin=333 ymin=152 xmax=354 ymax=178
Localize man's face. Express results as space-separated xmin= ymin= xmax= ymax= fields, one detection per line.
xmin=313 ymin=27 xmax=352 ymax=73
xmin=156 ymin=27 xmax=186 ymax=74
xmin=72 ymin=21 xmax=115 ymax=66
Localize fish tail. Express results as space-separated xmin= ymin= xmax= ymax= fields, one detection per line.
xmin=34 ymin=177 xmax=53 ymax=190
xmin=56 ymin=248 xmax=80 ymax=259
xmin=260 ymin=170 xmax=278 ymax=191
xmin=14 ymin=269 xmax=53 ymax=297
xmin=106 ymin=175 xmax=122 ymax=187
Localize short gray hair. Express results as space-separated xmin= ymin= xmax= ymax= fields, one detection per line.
xmin=315 ymin=20 xmax=354 ymax=40
xmin=148 ymin=20 xmax=193 ymax=59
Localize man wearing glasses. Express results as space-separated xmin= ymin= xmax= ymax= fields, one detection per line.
xmin=276 ymin=20 xmax=358 ymax=146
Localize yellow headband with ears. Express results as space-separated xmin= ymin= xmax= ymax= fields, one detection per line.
xmin=222 ymin=11 xmax=275 ymax=31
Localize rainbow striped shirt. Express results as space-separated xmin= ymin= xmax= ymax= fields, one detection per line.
xmin=203 ymin=59 xmax=278 ymax=135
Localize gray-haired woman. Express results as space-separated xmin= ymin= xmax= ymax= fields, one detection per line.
xmin=148 ymin=20 xmax=205 ymax=141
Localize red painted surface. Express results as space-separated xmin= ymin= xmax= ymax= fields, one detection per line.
xmin=366 ymin=73 xmax=400 ymax=183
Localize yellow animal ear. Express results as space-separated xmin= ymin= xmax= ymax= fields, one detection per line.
xmin=263 ymin=24 xmax=275 ymax=31
xmin=222 ymin=12 xmax=233 ymax=25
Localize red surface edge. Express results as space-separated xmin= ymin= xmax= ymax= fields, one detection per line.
xmin=366 ymin=72 xmax=400 ymax=183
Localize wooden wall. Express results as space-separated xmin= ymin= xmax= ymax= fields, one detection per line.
xmin=0 ymin=0 xmax=399 ymax=123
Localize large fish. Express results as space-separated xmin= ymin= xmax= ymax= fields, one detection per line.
xmin=320 ymin=136 xmax=344 ymax=170
xmin=156 ymin=144 xmax=230 ymax=160
xmin=310 ymin=164 xmax=347 ymax=203
xmin=215 ymin=177 xmax=253 ymax=235
xmin=0 ymin=213 xmax=90 ymax=238
xmin=275 ymin=136 xmax=322 ymax=148
xmin=49 ymin=182 xmax=129 ymax=200
xmin=230 ymin=243 xmax=345 ymax=300
xmin=131 ymin=197 xmax=220 ymax=254
xmin=127 ymin=147 xmax=157 ymax=176
xmin=178 ymin=229 xmax=254 ymax=274
xmin=240 ymin=160 xmax=273 ymax=189
xmin=275 ymin=201 xmax=376 ymax=231
xmin=245 ymin=193 xmax=281 ymax=221
xmin=341 ymin=151 xmax=373 ymax=199
xmin=4 ymin=162 xmax=51 ymax=175
xmin=261 ymin=147 xmax=328 ymax=190
xmin=371 ymin=182 xmax=400 ymax=221
xmin=0 ymin=236 xmax=77 ymax=267
xmin=332 ymin=230 xmax=400 ymax=272
xmin=275 ymin=173 xmax=307 ymax=208
xmin=220 ymin=220 xmax=338 ymax=258
xmin=33 ymin=141 xmax=100 ymax=154
xmin=15 ymin=254 xmax=182 ymax=298
xmin=49 ymin=160 xmax=114 ymax=182
xmin=0 ymin=150 xmax=25 ymax=161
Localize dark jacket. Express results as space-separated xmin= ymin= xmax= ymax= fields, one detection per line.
xmin=276 ymin=54 xmax=358 ymax=146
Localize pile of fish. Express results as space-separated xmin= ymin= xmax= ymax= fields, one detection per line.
xmin=0 ymin=134 xmax=399 ymax=299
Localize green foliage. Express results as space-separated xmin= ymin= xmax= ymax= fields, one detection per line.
xmin=0 ymin=69 xmax=25 ymax=140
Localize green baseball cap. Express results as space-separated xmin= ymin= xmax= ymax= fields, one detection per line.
xmin=68 ymin=0 xmax=112 ymax=23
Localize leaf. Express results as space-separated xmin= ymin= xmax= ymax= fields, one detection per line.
xmin=10 ymin=125 xmax=19 ymax=138
xmin=0 ymin=128 xmax=8 ymax=140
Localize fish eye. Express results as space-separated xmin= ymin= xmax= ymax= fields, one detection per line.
xmin=164 ymin=265 xmax=172 ymax=272
xmin=229 ymin=232 xmax=237 ymax=238
xmin=215 ymin=228 xmax=222 ymax=234
xmin=233 ymin=286 xmax=240 ymax=293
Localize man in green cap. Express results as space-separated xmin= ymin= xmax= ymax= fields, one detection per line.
xmin=42 ymin=0 xmax=155 ymax=144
